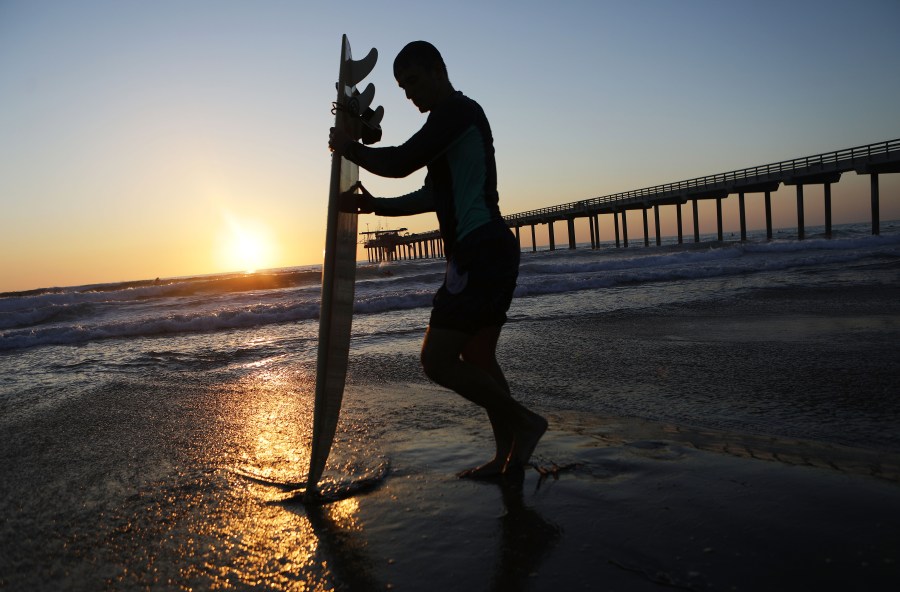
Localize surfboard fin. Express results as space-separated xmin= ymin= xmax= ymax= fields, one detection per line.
xmin=342 ymin=46 xmax=377 ymax=88
xmin=360 ymin=105 xmax=384 ymax=145
xmin=347 ymin=83 xmax=375 ymax=116
xmin=336 ymin=60 xmax=383 ymax=144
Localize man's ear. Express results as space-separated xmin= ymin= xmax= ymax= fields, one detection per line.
xmin=433 ymin=62 xmax=449 ymax=84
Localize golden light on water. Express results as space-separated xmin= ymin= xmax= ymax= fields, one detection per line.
xmin=187 ymin=495 xmax=365 ymax=590
xmin=326 ymin=497 xmax=362 ymax=531
xmin=177 ymin=365 xmax=367 ymax=590
xmin=235 ymin=364 xmax=313 ymax=479
xmin=97 ymin=357 xmax=381 ymax=591
xmin=183 ymin=500 xmax=324 ymax=590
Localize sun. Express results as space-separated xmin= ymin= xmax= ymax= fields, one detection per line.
xmin=220 ymin=213 xmax=275 ymax=274
xmin=231 ymin=232 xmax=265 ymax=273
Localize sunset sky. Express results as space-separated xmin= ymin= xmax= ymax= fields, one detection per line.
xmin=2 ymin=0 xmax=899 ymax=292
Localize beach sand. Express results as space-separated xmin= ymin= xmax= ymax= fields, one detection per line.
xmin=2 ymin=285 xmax=900 ymax=591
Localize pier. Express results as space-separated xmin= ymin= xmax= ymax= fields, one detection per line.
xmin=362 ymin=228 xmax=444 ymax=263
xmin=364 ymin=139 xmax=900 ymax=259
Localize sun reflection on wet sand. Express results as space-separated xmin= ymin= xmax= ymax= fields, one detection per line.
xmin=177 ymin=364 xmax=370 ymax=590
xmin=325 ymin=497 xmax=361 ymax=531
xmin=178 ymin=367 xmax=316 ymax=588
xmin=235 ymin=366 xmax=313 ymax=478
xmin=181 ymin=497 xmax=327 ymax=590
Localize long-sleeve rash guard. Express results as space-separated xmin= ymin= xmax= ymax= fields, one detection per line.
xmin=343 ymin=91 xmax=502 ymax=257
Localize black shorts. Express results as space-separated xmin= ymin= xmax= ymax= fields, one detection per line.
xmin=429 ymin=221 xmax=520 ymax=334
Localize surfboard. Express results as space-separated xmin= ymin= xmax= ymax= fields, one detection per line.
xmin=306 ymin=35 xmax=381 ymax=498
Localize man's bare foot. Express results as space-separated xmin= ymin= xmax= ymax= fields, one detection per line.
xmin=504 ymin=412 xmax=548 ymax=472
xmin=457 ymin=456 xmax=508 ymax=480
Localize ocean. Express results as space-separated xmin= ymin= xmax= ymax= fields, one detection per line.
xmin=4 ymin=220 xmax=900 ymax=590
xmin=2 ymin=221 xmax=900 ymax=454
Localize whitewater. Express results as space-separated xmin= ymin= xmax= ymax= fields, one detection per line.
xmin=2 ymin=221 xmax=899 ymax=453
xmin=2 ymin=222 xmax=898 ymax=353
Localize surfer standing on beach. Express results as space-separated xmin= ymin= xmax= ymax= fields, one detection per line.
xmin=329 ymin=40 xmax=547 ymax=478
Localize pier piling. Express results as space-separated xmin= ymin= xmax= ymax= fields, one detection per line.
xmin=871 ymin=173 xmax=880 ymax=235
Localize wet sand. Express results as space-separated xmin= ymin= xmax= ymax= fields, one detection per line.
xmin=2 ymin=285 xmax=900 ymax=591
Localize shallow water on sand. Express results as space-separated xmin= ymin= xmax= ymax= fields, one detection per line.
xmin=3 ymin=370 xmax=899 ymax=591
xmin=2 ymin=223 xmax=900 ymax=589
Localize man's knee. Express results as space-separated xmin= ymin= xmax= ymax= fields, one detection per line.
xmin=420 ymin=346 xmax=451 ymax=387
xmin=420 ymin=327 xmax=464 ymax=386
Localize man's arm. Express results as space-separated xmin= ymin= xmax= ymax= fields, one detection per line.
xmin=342 ymin=136 xmax=431 ymax=179
xmin=340 ymin=182 xmax=435 ymax=216
xmin=372 ymin=187 xmax=435 ymax=216
xmin=330 ymin=100 xmax=466 ymax=178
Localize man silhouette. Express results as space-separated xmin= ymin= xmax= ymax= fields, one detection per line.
xmin=329 ymin=41 xmax=546 ymax=478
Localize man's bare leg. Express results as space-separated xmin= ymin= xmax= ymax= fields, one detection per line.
xmin=458 ymin=326 xmax=514 ymax=478
xmin=505 ymin=408 xmax=548 ymax=473
xmin=420 ymin=325 xmax=546 ymax=477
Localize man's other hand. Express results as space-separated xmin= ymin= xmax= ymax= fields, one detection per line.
xmin=338 ymin=182 xmax=375 ymax=214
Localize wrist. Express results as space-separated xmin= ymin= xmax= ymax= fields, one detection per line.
xmin=360 ymin=193 xmax=376 ymax=214
xmin=341 ymin=139 xmax=358 ymax=160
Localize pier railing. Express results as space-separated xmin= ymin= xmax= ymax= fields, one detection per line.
xmin=504 ymin=138 xmax=900 ymax=225
xmin=364 ymin=138 xmax=900 ymax=259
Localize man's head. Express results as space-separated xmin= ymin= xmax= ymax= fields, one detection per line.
xmin=393 ymin=41 xmax=447 ymax=79
xmin=393 ymin=41 xmax=453 ymax=113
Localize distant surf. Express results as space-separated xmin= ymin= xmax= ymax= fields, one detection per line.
xmin=1 ymin=222 xmax=898 ymax=352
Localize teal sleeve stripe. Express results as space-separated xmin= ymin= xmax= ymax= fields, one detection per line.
xmin=448 ymin=125 xmax=493 ymax=241
xmin=372 ymin=186 xmax=435 ymax=217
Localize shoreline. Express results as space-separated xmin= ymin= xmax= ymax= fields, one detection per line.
xmin=3 ymin=379 xmax=899 ymax=591
xmin=2 ymin=280 xmax=900 ymax=590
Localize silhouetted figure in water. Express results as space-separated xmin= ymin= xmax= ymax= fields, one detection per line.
xmin=330 ymin=41 xmax=546 ymax=478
